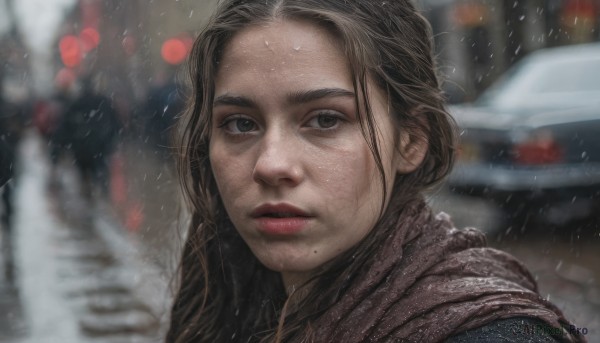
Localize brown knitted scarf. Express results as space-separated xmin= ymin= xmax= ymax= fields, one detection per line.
xmin=303 ymin=199 xmax=585 ymax=342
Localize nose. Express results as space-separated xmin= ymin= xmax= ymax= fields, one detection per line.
xmin=252 ymin=130 xmax=303 ymax=187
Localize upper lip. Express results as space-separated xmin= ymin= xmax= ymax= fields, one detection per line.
xmin=250 ymin=203 xmax=312 ymax=218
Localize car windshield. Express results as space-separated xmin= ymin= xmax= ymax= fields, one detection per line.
xmin=476 ymin=49 xmax=600 ymax=111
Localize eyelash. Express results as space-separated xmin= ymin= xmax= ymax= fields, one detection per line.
xmin=216 ymin=111 xmax=346 ymax=136
xmin=217 ymin=115 xmax=257 ymax=136
xmin=306 ymin=111 xmax=345 ymax=131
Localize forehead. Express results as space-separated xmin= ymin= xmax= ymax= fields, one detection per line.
xmin=215 ymin=19 xmax=352 ymax=93
xmin=222 ymin=18 xmax=342 ymax=60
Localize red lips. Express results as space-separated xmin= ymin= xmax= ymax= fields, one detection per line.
xmin=251 ymin=203 xmax=313 ymax=235
xmin=251 ymin=203 xmax=311 ymax=218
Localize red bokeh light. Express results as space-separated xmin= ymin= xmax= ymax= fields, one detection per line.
xmin=59 ymin=35 xmax=82 ymax=67
xmin=79 ymin=27 xmax=100 ymax=52
xmin=161 ymin=38 xmax=189 ymax=65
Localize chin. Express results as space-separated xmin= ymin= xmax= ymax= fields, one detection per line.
xmin=257 ymin=252 xmax=321 ymax=275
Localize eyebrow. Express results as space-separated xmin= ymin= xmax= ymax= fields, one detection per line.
xmin=213 ymin=95 xmax=257 ymax=108
xmin=286 ymin=88 xmax=355 ymax=105
xmin=213 ymin=88 xmax=355 ymax=108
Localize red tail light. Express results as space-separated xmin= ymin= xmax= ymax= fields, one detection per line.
xmin=513 ymin=132 xmax=563 ymax=165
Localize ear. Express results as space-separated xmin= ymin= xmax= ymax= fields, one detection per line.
xmin=396 ymin=129 xmax=428 ymax=174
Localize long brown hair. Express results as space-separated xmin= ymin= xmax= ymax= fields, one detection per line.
xmin=167 ymin=1 xmax=456 ymax=342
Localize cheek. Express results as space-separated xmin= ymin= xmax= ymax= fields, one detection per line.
xmin=209 ymin=143 xmax=247 ymax=204
xmin=209 ymin=144 xmax=225 ymax=186
xmin=313 ymin=141 xmax=381 ymax=212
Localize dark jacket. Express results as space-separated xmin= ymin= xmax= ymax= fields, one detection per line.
xmin=0 ymin=135 xmax=12 ymax=187
xmin=57 ymin=88 xmax=120 ymax=163
xmin=447 ymin=317 xmax=563 ymax=342
xmin=0 ymin=102 xmax=22 ymax=187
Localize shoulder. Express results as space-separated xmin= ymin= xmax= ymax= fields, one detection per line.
xmin=444 ymin=317 xmax=564 ymax=343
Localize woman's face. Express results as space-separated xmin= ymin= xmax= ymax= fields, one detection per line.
xmin=210 ymin=19 xmax=417 ymax=288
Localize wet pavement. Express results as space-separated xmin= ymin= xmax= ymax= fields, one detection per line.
xmin=0 ymin=131 xmax=174 ymax=343
xmin=0 ymin=130 xmax=599 ymax=342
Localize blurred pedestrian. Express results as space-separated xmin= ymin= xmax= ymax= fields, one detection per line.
xmin=33 ymin=68 xmax=76 ymax=178
xmin=167 ymin=1 xmax=585 ymax=343
xmin=139 ymin=70 xmax=184 ymax=159
xmin=55 ymin=76 xmax=121 ymax=200
xmin=0 ymin=96 xmax=24 ymax=283
xmin=0 ymin=132 xmax=12 ymax=189
xmin=0 ymin=96 xmax=23 ymax=185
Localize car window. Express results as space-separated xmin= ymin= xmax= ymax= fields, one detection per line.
xmin=531 ymin=59 xmax=600 ymax=93
xmin=476 ymin=52 xmax=600 ymax=110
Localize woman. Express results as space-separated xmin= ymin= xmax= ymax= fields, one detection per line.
xmin=167 ymin=1 xmax=584 ymax=342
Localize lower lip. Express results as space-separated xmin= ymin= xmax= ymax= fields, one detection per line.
xmin=255 ymin=217 xmax=311 ymax=235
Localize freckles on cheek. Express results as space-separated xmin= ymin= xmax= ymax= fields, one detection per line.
xmin=320 ymin=145 xmax=377 ymax=204
xmin=210 ymin=147 xmax=255 ymax=207
xmin=350 ymin=146 xmax=382 ymax=212
xmin=208 ymin=148 xmax=224 ymax=182
xmin=209 ymin=148 xmax=233 ymax=188
xmin=350 ymin=144 xmax=377 ymax=184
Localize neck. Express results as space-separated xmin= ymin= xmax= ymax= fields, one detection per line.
xmin=282 ymin=271 xmax=310 ymax=295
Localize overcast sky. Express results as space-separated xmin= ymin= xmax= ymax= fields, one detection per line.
xmin=14 ymin=0 xmax=77 ymax=54
xmin=0 ymin=0 xmax=11 ymax=36
xmin=0 ymin=0 xmax=76 ymax=95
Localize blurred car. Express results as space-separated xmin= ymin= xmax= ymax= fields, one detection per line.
xmin=448 ymin=42 xmax=600 ymax=227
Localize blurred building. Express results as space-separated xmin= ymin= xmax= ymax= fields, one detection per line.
xmin=418 ymin=0 xmax=600 ymax=102
xmin=0 ymin=0 xmax=32 ymax=110
xmin=50 ymin=0 xmax=218 ymax=126
xmin=44 ymin=0 xmax=600 ymax=106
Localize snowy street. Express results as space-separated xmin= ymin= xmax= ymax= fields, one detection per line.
xmin=0 ymin=131 xmax=175 ymax=343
